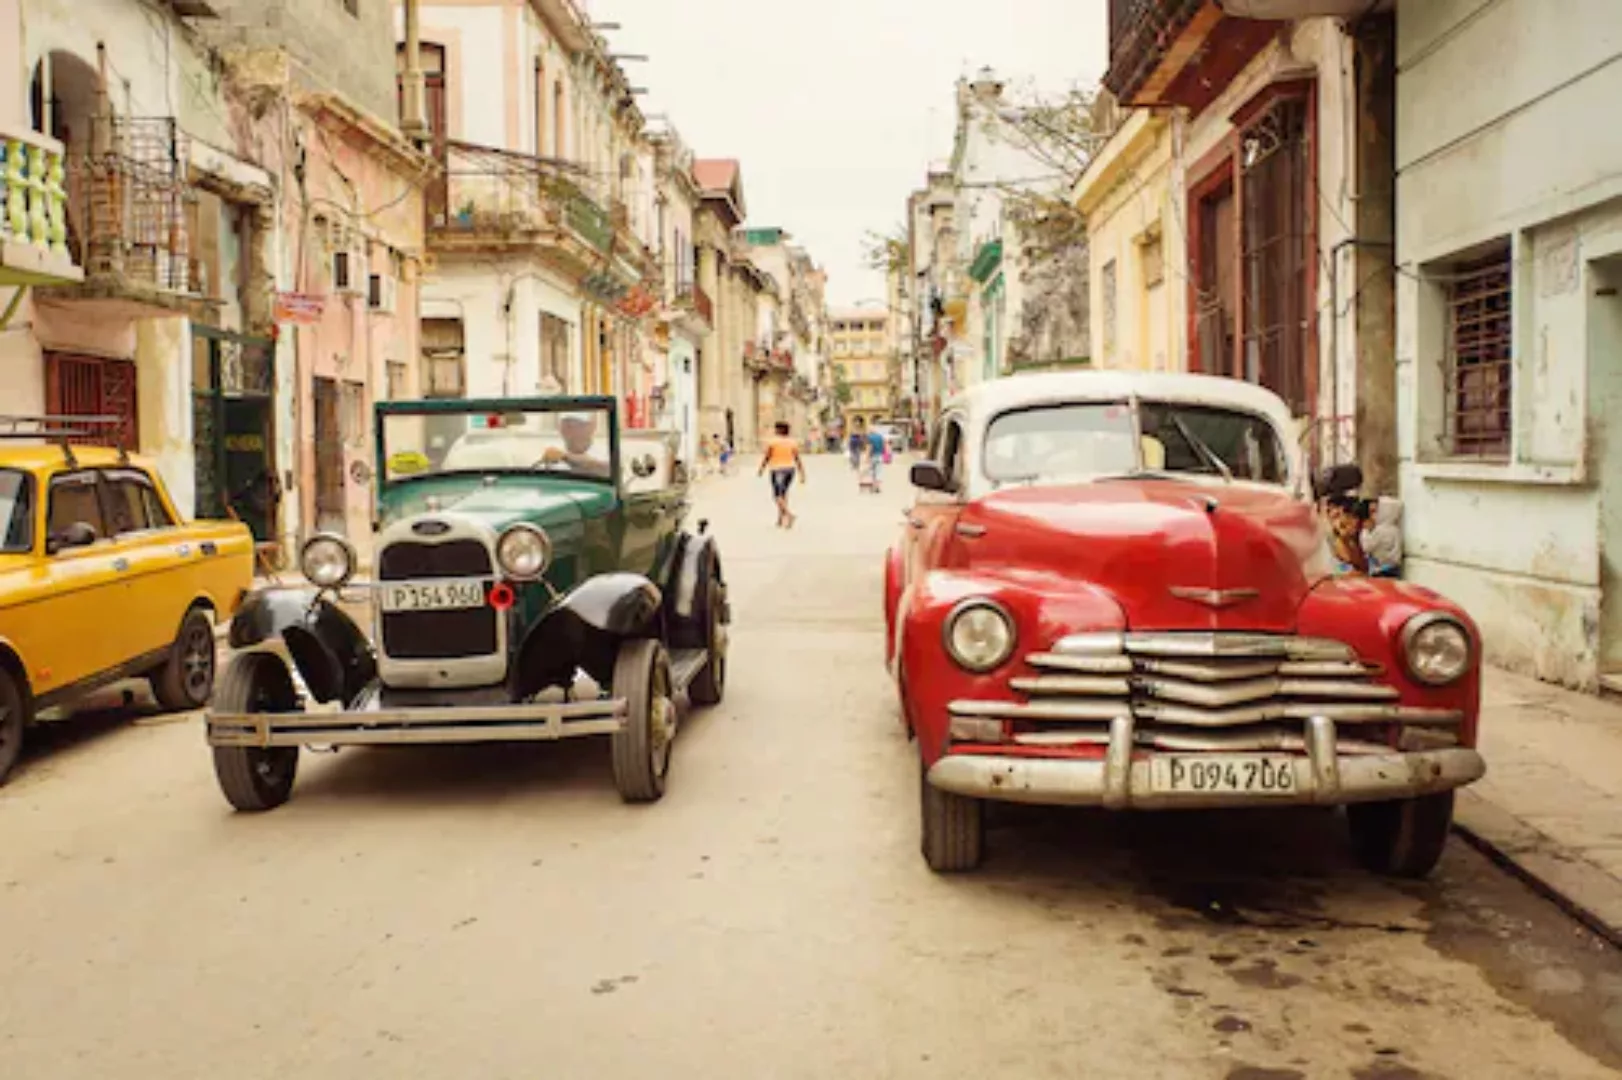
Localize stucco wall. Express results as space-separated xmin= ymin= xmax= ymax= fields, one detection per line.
xmin=1395 ymin=0 xmax=1622 ymax=689
xmin=422 ymin=257 xmax=582 ymax=398
xmin=208 ymin=0 xmax=395 ymax=122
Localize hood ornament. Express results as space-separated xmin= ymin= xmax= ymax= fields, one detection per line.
xmin=1169 ymin=586 xmax=1260 ymax=609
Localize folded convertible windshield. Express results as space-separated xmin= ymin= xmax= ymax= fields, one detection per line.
xmin=381 ymin=407 xmax=615 ymax=483
xmin=982 ymin=400 xmax=1286 ymax=485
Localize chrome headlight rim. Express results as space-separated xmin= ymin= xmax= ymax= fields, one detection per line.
xmin=942 ymin=597 xmax=1017 ymax=674
xmin=496 ymin=523 xmax=552 ymax=582
xmin=300 ymin=532 xmax=356 ymax=590
xmin=1400 ymin=610 xmax=1473 ymax=687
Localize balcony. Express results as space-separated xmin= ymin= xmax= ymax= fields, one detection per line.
xmin=33 ymin=118 xmax=212 ymax=319
xmin=429 ymin=140 xmax=612 ymax=261
xmin=0 ymin=127 xmax=83 ymax=294
xmin=1103 ymin=0 xmax=1278 ymax=114
xmin=669 ymin=279 xmax=713 ymax=334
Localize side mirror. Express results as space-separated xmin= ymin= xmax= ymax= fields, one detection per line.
xmin=911 ymin=461 xmax=950 ymax=492
xmin=47 ymin=521 xmax=98 ymax=555
xmin=630 ymin=454 xmax=657 ymax=479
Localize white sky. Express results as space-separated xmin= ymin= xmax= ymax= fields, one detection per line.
xmin=590 ymin=0 xmax=1109 ymax=306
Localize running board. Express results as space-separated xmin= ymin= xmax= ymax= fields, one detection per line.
xmin=670 ymin=648 xmax=710 ymax=693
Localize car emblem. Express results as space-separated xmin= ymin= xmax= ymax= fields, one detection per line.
xmin=1169 ymin=586 xmax=1260 ymax=609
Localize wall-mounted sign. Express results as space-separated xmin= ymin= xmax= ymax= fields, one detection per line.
xmin=274 ymin=292 xmax=325 ymax=324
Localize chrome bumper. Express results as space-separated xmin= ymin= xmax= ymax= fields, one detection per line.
xmin=928 ymin=715 xmax=1485 ymax=810
xmin=207 ymin=699 xmax=627 ymax=749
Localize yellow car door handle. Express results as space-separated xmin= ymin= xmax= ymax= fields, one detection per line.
xmin=113 ymin=557 xmax=130 ymax=572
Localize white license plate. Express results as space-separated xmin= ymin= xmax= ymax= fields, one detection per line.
xmin=381 ymin=579 xmax=487 ymax=613
xmin=1150 ymin=755 xmax=1298 ymax=796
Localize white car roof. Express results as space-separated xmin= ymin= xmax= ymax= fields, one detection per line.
xmin=943 ymin=370 xmax=1295 ymax=433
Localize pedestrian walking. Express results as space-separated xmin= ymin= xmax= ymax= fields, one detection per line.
xmin=759 ymin=421 xmax=806 ymax=528
xmin=865 ymin=424 xmax=887 ymax=493
xmin=847 ymin=422 xmax=865 ymax=471
xmin=715 ymin=434 xmax=735 ymax=477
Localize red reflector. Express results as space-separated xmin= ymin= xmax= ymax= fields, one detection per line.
xmin=486 ymin=414 xmax=503 ymax=428
xmin=490 ymin=582 xmax=516 ymax=611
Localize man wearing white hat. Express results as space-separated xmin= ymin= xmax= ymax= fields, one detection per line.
xmin=539 ymin=412 xmax=611 ymax=478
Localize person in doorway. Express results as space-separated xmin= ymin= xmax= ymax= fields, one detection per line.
xmin=759 ymin=421 xmax=807 ymax=528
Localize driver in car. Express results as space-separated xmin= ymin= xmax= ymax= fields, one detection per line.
xmin=539 ymin=413 xmax=612 ymax=478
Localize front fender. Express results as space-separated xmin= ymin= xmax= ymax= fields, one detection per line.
xmin=883 ymin=544 xmax=905 ymax=668
xmin=900 ymin=569 xmax=1125 ymax=764
xmin=228 ymin=586 xmax=377 ymax=706
xmin=1298 ymin=576 xmax=1482 ymax=746
xmin=511 ymin=573 xmax=661 ymax=699
xmin=671 ymin=532 xmax=725 ymax=623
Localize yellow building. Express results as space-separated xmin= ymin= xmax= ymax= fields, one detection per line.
xmin=830 ymin=306 xmax=892 ymax=431
xmin=1073 ymin=106 xmax=1187 ymax=373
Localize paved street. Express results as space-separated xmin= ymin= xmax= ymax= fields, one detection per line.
xmin=2 ymin=454 xmax=1622 ymax=1079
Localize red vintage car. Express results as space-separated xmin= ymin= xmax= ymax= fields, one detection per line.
xmin=886 ymin=372 xmax=1483 ymax=877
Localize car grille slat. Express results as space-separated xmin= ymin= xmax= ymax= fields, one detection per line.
xmin=378 ymin=538 xmax=492 ymax=580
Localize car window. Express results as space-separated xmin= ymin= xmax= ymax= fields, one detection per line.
xmin=47 ymin=472 xmax=106 ymax=543
xmin=0 ymin=470 xmax=33 ymax=553
xmin=100 ymin=469 xmax=173 ymax=534
xmin=940 ymin=417 xmax=965 ymax=488
xmin=983 ymin=404 xmax=1137 ymax=483
xmin=1138 ymin=403 xmax=1287 ymax=484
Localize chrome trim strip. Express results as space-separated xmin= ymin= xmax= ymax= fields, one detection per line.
xmin=1049 ymin=631 xmax=1126 ymax=656
xmin=1013 ymin=731 xmax=1112 ymax=747
xmin=953 ymin=697 xmax=1464 ymax=727
xmin=207 ymin=699 xmax=627 ymax=749
xmin=1023 ymin=652 xmax=1135 ymax=674
xmin=1009 ymin=674 xmax=1134 ymax=697
xmin=1137 ymin=675 xmax=1282 ymax=707
xmin=948 ymin=699 xmax=1128 ymax=721
xmin=1305 ymin=715 xmax=1340 ymax=798
xmin=1136 ymin=657 xmax=1282 ymax=682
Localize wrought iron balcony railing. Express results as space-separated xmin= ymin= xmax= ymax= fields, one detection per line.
xmin=673 ymin=280 xmax=713 ymax=325
xmin=430 ymin=140 xmax=611 ymax=255
xmin=1104 ymin=0 xmax=1205 ymax=102
xmin=0 ymin=125 xmax=83 ymax=288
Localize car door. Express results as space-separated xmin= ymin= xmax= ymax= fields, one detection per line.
xmin=33 ymin=470 xmax=123 ymax=696
xmin=903 ymin=412 xmax=968 ymax=589
xmin=97 ymin=467 xmax=192 ymax=662
xmin=616 ymin=437 xmax=667 ymax=580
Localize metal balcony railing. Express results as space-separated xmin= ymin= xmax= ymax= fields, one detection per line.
xmin=674 ymin=280 xmax=713 ymax=325
xmin=1104 ymin=0 xmax=1205 ymax=101
xmin=0 ymin=126 xmax=84 ymax=287
xmin=64 ymin=117 xmax=195 ymax=293
xmin=430 ymin=140 xmax=611 ymax=255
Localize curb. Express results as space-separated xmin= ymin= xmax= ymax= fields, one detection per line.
xmin=1453 ymin=788 xmax=1622 ymax=949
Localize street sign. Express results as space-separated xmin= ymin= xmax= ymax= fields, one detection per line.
xmin=273 ymin=292 xmax=325 ymax=324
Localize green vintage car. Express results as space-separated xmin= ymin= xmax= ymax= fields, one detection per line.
xmin=204 ymin=396 xmax=728 ymax=810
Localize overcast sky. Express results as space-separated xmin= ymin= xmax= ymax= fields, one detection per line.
xmin=590 ymin=0 xmax=1109 ymax=307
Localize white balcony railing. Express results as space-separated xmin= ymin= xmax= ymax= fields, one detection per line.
xmin=0 ymin=126 xmax=82 ymax=287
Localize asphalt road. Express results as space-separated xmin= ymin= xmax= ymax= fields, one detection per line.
xmin=3 ymin=454 xmax=1621 ymax=1079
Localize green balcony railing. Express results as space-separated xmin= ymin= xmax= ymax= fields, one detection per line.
xmin=0 ymin=127 xmax=82 ymax=288
xmin=565 ymin=191 xmax=612 ymax=255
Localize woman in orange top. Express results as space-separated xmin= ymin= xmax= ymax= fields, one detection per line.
xmin=758 ymin=421 xmax=807 ymax=528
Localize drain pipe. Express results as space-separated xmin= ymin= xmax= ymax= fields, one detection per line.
xmin=1327 ymin=236 xmax=1394 ymax=467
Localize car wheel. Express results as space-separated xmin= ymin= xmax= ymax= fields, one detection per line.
xmin=687 ymin=560 xmax=726 ymax=707
xmin=152 ymin=608 xmax=217 ymax=713
xmin=210 ymin=652 xmax=301 ymax=813
xmin=920 ymin=761 xmax=983 ymax=872
xmin=1346 ymin=791 xmax=1454 ymax=878
xmin=0 ymin=667 xmax=26 ymax=785
xmin=611 ymin=638 xmax=675 ymax=803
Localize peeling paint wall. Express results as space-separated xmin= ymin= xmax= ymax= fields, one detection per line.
xmin=1396 ymin=0 xmax=1622 ymax=690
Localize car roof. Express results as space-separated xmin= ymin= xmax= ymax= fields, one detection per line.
xmin=943 ymin=370 xmax=1295 ymax=431
xmin=0 ymin=443 xmax=156 ymax=475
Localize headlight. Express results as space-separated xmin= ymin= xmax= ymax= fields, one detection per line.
xmin=944 ymin=599 xmax=1016 ymax=673
xmin=497 ymin=524 xmax=551 ymax=581
xmin=301 ymin=533 xmax=355 ymax=589
xmin=1401 ymin=612 xmax=1472 ymax=686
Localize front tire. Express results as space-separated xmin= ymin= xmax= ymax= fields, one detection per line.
xmin=152 ymin=608 xmax=217 ymax=712
xmin=0 ymin=667 xmax=27 ymax=785
xmin=210 ymin=652 xmax=300 ymax=813
xmin=1347 ymin=792 xmax=1454 ymax=878
xmin=921 ymin=762 xmax=984 ymax=872
xmin=611 ymin=639 xmax=675 ymax=803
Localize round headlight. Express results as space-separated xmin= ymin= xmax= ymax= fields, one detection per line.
xmin=1402 ymin=612 xmax=1472 ymax=686
xmin=301 ymin=533 xmax=355 ymax=589
xmin=944 ymin=600 xmax=1016 ymax=673
xmin=497 ymin=524 xmax=551 ymax=582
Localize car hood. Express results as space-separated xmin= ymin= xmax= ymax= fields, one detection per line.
xmin=380 ymin=476 xmax=615 ymax=535
xmin=955 ymin=479 xmax=1333 ymax=632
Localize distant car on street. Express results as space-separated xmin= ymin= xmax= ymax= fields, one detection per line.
xmin=206 ymin=396 xmax=729 ymax=811
xmin=886 ymin=371 xmax=1484 ymax=878
xmin=0 ymin=418 xmax=254 ymax=783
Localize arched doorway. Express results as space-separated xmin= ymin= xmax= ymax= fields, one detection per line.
xmin=30 ymin=50 xmax=100 ymax=259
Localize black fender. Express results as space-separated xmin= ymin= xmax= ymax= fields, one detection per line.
xmin=669 ymin=531 xmax=728 ymax=649
xmin=510 ymin=573 xmax=661 ymax=699
xmin=227 ymin=587 xmax=378 ymax=706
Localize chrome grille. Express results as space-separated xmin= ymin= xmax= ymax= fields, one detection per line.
xmin=948 ymin=632 xmax=1463 ymax=754
xmin=377 ymin=537 xmax=499 ymax=662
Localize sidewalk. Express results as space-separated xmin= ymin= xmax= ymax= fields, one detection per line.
xmin=1457 ymin=667 xmax=1622 ymax=943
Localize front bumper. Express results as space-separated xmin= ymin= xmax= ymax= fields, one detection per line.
xmin=207 ymin=699 xmax=627 ymax=749
xmin=927 ymin=716 xmax=1485 ymax=810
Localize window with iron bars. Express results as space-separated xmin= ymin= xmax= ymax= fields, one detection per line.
xmin=1444 ymin=245 xmax=1513 ymax=457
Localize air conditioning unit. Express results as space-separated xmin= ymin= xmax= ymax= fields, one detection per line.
xmin=368 ymin=270 xmax=397 ymax=313
xmin=332 ymin=246 xmax=368 ymax=295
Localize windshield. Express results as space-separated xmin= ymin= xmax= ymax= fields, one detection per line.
xmin=0 ymin=470 xmax=32 ymax=553
xmin=381 ymin=405 xmax=616 ymax=484
xmin=983 ymin=400 xmax=1288 ymax=486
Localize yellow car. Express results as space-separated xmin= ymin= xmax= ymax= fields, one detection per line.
xmin=0 ymin=442 xmax=255 ymax=782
